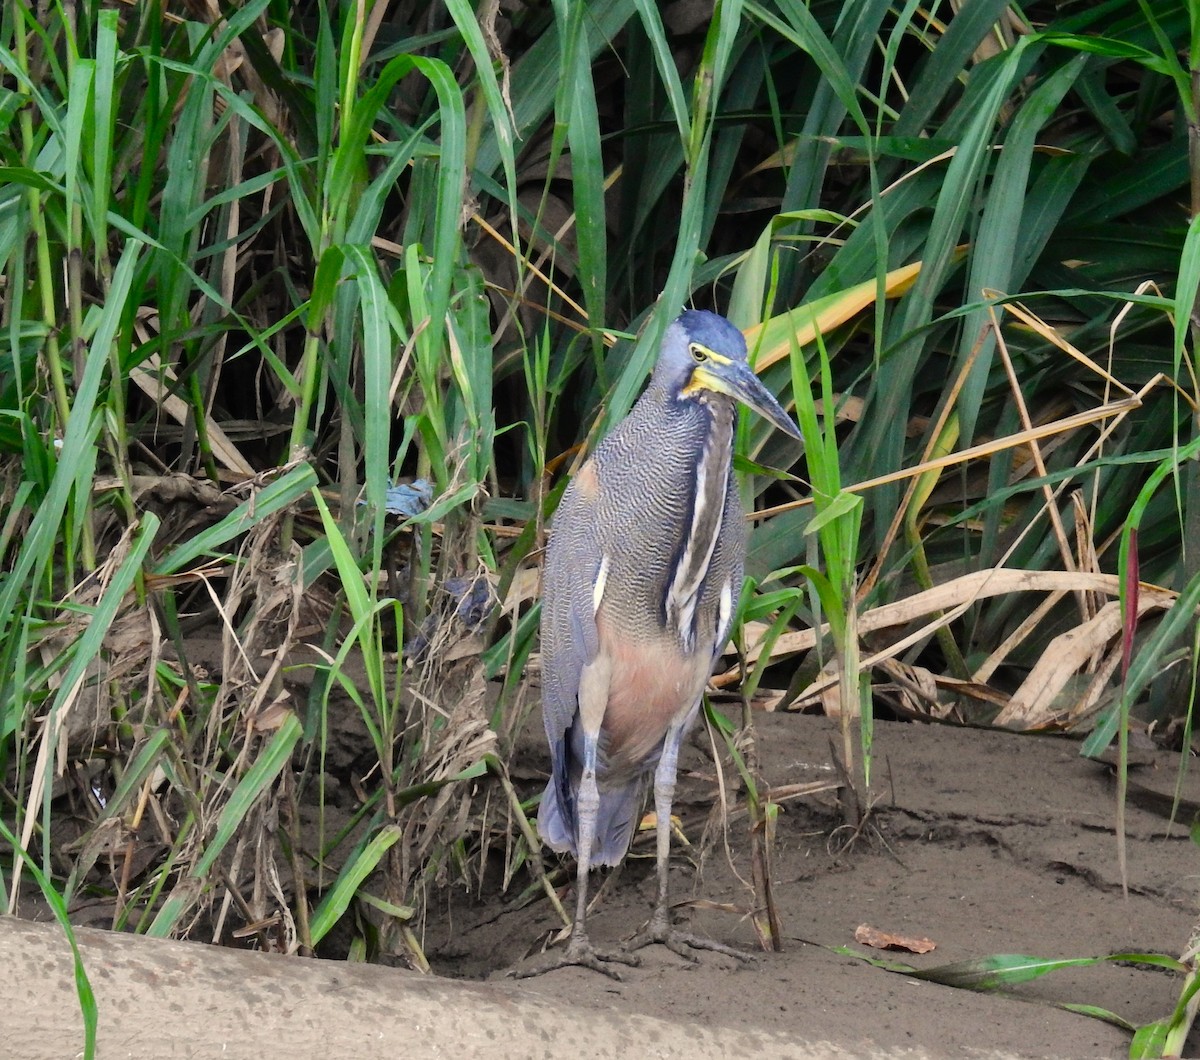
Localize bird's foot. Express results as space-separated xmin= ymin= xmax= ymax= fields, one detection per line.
xmin=511 ymin=932 xmax=641 ymax=980
xmin=625 ymin=908 xmax=757 ymax=965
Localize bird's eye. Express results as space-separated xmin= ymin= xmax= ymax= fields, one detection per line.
xmin=689 ymin=343 xmax=708 ymax=363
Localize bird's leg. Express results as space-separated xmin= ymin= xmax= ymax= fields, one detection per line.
xmin=514 ymin=748 xmax=638 ymax=979
xmin=625 ymin=720 xmax=755 ymax=964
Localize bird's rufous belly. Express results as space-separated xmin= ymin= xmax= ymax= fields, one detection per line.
xmin=595 ymin=616 xmax=711 ymax=777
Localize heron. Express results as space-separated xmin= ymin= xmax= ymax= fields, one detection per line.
xmin=528 ymin=309 xmax=802 ymax=977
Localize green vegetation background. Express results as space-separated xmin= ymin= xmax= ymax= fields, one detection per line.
xmin=2 ymin=0 xmax=1199 ymax=989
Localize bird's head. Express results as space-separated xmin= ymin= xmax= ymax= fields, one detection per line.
xmin=655 ymin=310 xmax=802 ymax=440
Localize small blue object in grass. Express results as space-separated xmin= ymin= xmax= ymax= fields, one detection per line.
xmin=385 ymin=479 xmax=432 ymax=516
xmin=405 ymin=572 xmax=495 ymax=659
xmin=444 ymin=574 xmax=494 ymax=631
xmin=356 ymin=479 xmax=433 ymax=517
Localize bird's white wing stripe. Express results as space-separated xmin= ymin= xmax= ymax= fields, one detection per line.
xmin=716 ymin=576 xmax=734 ymax=648
xmin=666 ymin=404 xmax=733 ymax=652
xmin=592 ymin=554 xmax=610 ymax=616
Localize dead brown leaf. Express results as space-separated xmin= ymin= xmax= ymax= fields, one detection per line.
xmin=854 ymin=923 xmax=936 ymax=954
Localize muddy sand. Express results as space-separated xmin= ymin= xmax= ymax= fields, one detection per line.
xmin=435 ymin=712 xmax=1200 ymax=1058
xmin=3 ymin=713 xmax=1198 ymax=1058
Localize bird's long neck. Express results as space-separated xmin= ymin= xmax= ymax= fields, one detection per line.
xmin=664 ymin=395 xmax=736 ymax=653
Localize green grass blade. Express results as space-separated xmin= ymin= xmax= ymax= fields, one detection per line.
xmin=152 ymin=464 xmax=317 ymax=576
xmin=147 ymin=714 xmax=302 ymax=937
xmin=0 ymin=818 xmax=96 ymax=1058
xmin=308 ymin=823 xmax=403 ymax=946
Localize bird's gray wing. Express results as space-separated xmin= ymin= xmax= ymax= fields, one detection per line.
xmin=539 ymin=474 xmax=605 ymax=757
xmin=537 ymin=473 xmax=607 ymax=852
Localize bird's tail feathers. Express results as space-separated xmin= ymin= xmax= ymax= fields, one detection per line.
xmin=536 ymin=775 xmax=645 ymax=868
xmin=590 ymin=781 xmax=644 ymax=866
xmin=536 ymin=775 xmax=575 ymax=854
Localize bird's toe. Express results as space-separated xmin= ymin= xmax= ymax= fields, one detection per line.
xmin=625 ymin=915 xmax=757 ymax=965
xmin=510 ymin=934 xmax=641 ymax=980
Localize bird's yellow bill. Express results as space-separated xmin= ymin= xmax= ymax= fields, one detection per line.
xmin=687 ymin=362 xmax=802 ymax=440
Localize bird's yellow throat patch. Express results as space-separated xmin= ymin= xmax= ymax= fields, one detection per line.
xmin=682 ymin=361 xmax=733 ymax=399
